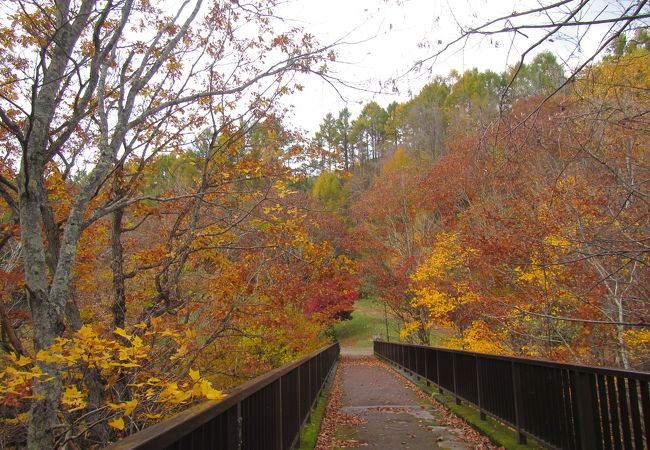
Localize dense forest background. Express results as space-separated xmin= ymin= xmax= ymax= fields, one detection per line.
xmin=308 ymin=39 xmax=650 ymax=371
xmin=0 ymin=0 xmax=647 ymax=448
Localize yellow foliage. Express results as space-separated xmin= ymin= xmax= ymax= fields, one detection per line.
xmin=447 ymin=321 xmax=511 ymax=355
xmin=108 ymin=417 xmax=125 ymax=430
xmin=1 ymin=325 xmax=227 ymax=431
xmin=410 ymin=232 xmax=478 ymax=329
xmin=383 ymin=147 xmax=413 ymax=173
xmin=399 ymin=321 xmax=422 ymax=339
xmin=580 ymin=48 xmax=650 ymax=100
xmin=61 ymin=385 xmax=87 ymax=412
xmin=107 ymin=399 xmax=138 ymax=416
xmin=624 ymin=329 xmax=650 ymax=362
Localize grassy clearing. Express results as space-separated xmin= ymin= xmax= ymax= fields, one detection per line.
xmin=333 ymin=297 xmax=445 ymax=348
xmin=332 ymin=297 xmax=402 ymax=348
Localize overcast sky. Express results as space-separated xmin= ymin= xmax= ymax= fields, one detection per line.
xmin=277 ymin=0 xmax=618 ymax=135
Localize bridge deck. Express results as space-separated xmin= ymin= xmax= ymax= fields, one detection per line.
xmin=316 ymin=351 xmax=488 ymax=449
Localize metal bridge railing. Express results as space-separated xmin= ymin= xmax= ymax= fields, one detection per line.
xmin=106 ymin=343 xmax=339 ymax=450
xmin=374 ymin=340 xmax=649 ymax=450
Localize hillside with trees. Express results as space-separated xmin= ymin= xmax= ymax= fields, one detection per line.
xmin=310 ymin=43 xmax=649 ymax=368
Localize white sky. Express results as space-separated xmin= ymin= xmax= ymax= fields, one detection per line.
xmin=277 ymin=0 xmax=622 ymax=135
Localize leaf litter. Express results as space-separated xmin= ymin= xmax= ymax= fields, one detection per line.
xmin=315 ymin=354 xmax=502 ymax=449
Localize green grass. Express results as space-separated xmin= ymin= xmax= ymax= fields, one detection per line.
xmin=332 ymin=297 xmax=402 ymax=347
xmin=332 ymin=297 xmax=444 ymax=348
xmin=434 ymin=392 xmax=545 ymax=449
xmin=297 ymin=362 xmax=337 ymax=450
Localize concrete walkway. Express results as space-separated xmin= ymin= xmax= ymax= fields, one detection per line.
xmin=321 ymin=354 xmax=480 ymax=449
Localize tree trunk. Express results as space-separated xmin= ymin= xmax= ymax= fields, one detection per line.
xmin=20 ymin=174 xmax=63 ymax=450
xmin=111 ymin=206 xmax=127 ymax=329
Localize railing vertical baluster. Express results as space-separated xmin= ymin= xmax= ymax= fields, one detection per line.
xmin=436 ymin=348 xmax=442 ymax=394
xmin=275 ymin=379 xmax=282 ymax=450
xmin=237 ymin=401 xmax=243 ymax=450
xmin=452 ymin=352 xmax=461 ymax=405
xmin=597 ymin=374 xmax=613 ymax=450
xmin=628 ymin=378 xmax=644 ymax=449
xmin=296 ymin=365 xmax=302 ymax=448
xmin=616 ymin=377 xmax=633 ymax=449
xmin=422 ymin=348 xmax=431 ymax=386
xmin=588 ymin=372 xmax=603 ymax=449
xmin=640 ymin=381 xmax=650 ymax=446
xmin=476 ymin=355 xmax=485 ymax=420
xmin=511 ymin=361 xmax=527 ymax=445
xmin=606 ymin=376 xmax=622 ymax=448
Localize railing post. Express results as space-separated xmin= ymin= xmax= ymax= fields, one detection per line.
xmin=511 ymin=361 xmax=527 ymax=445
xmin=296 ymin=364 xmax=302 ymax=448
xmin=425 ymin=348 xmax=430 ymax=387
xmin=275 ymin=380 xmax=282 ymax=450
xmin=476 ymin=355 xmax=486 ymax=420
xmin=572 ymin=370 xmax=598 ymax=449
xmin=452 ymin=352 xmax=461 ymax=405
xmin=306 ymin=359 xmax=312 ymax=423
xmin=436 ymin=349 xmax=442 ymax=394
xmin=236 ymin=401 xmax=243 ymax=450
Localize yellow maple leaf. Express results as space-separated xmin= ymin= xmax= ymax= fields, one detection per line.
xmin=15 ymin=355 xmax=33 ymax=367
xmin=108 ymin=417 xmax=125 ymax=430
xmin=36 ymin=350 xmax=63 ymax=364
xmin=61 ymin=386 xmax=86 ymax=412
xmin=107 ymin=399 xmax=137 ymax=416
xmin=200 ymin=380 xmax=224 ymax=401
xmin=77 ymin=325 xmax=96 ymax=339
xmin=114 ymin=328 xmax=132 ymax=340
xmin=189 ymin=368 xmax=200 ymax=381
xmin=121 ymin=399 xmax=138 ymax=416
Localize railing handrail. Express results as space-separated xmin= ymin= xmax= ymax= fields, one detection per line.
xmin=106 ymin=342 xmax=339 ymax=449
xmin=375 ymin=340 xmax=650 ymax=380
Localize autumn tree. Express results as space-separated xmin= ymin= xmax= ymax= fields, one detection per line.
xmin=400 ymin=77 xmax=450 ymax=161
xmin=349 ymin=149 xmax=440 ymax=344
xmin=312 ymin=107 xmax=354 ymax=171
xmin=350 ymin=101 xmax=389 ymax=163
xmin=0 ymin=0 xmax=336 ymax=447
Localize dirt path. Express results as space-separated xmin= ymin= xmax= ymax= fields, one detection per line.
xmin=316 ymin=354 xmax=496 ymax=449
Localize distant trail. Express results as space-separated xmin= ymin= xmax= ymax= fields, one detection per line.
xmin=340 ymin=346 xmax=373 ymax=356
xmin=316 ymin=354 xmax=495 ymax=449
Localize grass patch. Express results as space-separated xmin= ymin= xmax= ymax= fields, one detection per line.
xmin=297 ymin=362 xmax=337 ymax=450
xmin=435 ymin=392 xmax=545 ymax=449
xmin=333 ymin=297 xmax=445 ymax=348
xmin=332 ymin=297 xmax=402 ymax=347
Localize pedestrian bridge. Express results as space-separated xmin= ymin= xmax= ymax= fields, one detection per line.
xmin=105 ymin=341 xmax=649 ymax=449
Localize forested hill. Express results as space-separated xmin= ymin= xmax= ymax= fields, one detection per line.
xmin=309 ymin=45 xmax=650 ymax=371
